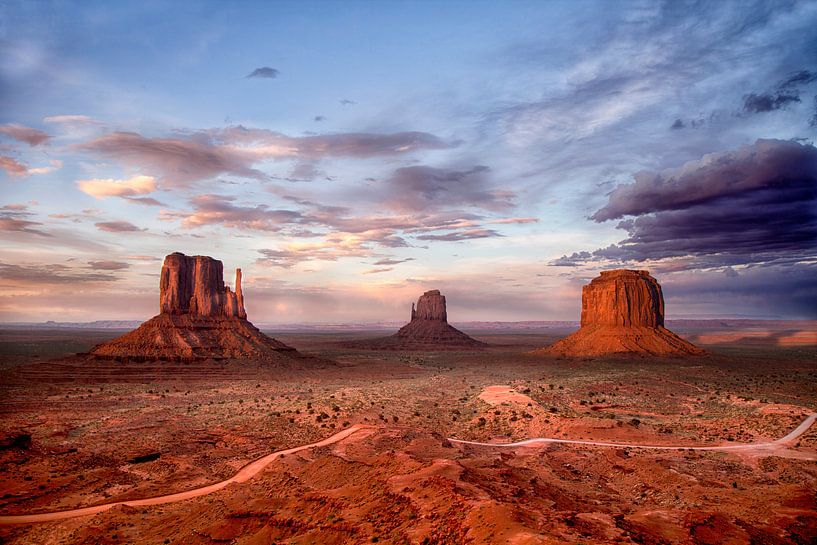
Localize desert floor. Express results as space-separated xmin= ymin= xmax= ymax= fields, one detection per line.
xmin=0 ymin=321 xmax=815 ymax=544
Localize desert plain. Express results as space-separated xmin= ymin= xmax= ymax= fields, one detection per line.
xmin=1 ymin=320 xmax=815 ymax=545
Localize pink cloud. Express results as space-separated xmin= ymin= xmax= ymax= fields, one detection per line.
xmin=0 ymin=123 xmax=51 ymax=146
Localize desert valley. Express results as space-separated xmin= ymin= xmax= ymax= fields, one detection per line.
xmin=1 ymin=1 xmax=816 ymax=544
xmin=0 ymin=254 xmax=815 ymax=544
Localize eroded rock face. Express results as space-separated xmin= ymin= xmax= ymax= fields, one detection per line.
xmin=540 ymin=269 xmax=702 ymax=357
xmin=581 ymin=270 xmax=664 ymax=328
xmin=343 ymin=289 xmax=485 ymax=350
xmin=90 ymin=252 xmax=296 ymax=362
xmin=159 ymin=253 xmax=247 ymax=318
xmin=412 ymin=290 xmax=448 ymax=322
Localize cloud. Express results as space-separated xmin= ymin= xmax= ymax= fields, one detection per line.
xmin=488 ymin=217 xmax=538 ymax=225
xmin=743 ymin=70 xmax=817 ymax=114
xmin=0 ymin=156 xmax=28 ymax=176
xmin=362 ymin=267 xmax=392 ymax=274
xmin=77 ymin=174 xmax=158 ymax=199
xmin=95 ymin=221 xmax=143 ymax=232
xmin=77 ymin=132 xmax=266 ymax=186
xmin=215 ymin=125 xmax=454 ymax=159
xmin=245 ymin=66 xmax=279 ymax=79
xmin=87 ymin=260 xmax=130 ymax=270
xmin=77 ymin=127 xmax=453 ymax=185
xmin=373 ymin=257 xmax=414 ymax=266
xmin=0 ymin=217 xmax=50 ymax=236
xmin=257 ymin=240 xmax=371 ymax=268
xmin=0 ymin=203 xmax=51 ymax=236
xmin=592 ymin=139 xmax=816 ymax=222
xmin=0 ymin=123 xmax=50 ymax=146
xmin=380 ymin=165 xmax=515 ymax=213
xmin=124 ymin=196 xmax=165 ymax=206
xmin=289 ymin=161 xmax=324 ymax=181
xmin=43 ymin=114 xmax=100 ymax=125
xmin=415 ymin=228 xmax=502 ymax=241
xmin=166 ymin=194 xmax=302 ymax=231
xmin=0 ymin=262 xmax=117 ymax=285
xmin=559 ymin=139 xmax=817 ymax=270
xmin=743 ymin=92 xmax=800 ymax=113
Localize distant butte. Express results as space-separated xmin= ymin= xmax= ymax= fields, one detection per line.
xmin=348 ymin=289 xmax=486 ymax=350
xmin=538 ymin=269 xmax=703 ymax=357
xmin=90 ymin=253 xmax=299 ymax=363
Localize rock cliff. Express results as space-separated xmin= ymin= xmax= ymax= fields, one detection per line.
xmin=90 ymin=253 xmax=297 ymax=362
xmin=348 ymin=289 xmax=485 ymax=350
xmin=159 ymin=253 xmax=246 ymax=318
xmin=540 ymin=270 xmax=702 ymax=357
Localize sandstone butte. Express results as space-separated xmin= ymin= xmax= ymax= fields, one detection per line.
xmin=351 ymin=290 xmax=486 ymax=349
xmin=90 ymin=253 xmax=297 ymax=362
xmin=540 ymin=269 xmax=703 ymax=357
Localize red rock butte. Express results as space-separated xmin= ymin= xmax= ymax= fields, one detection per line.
xmin=90 ymin=253 xmax=297 ymax=362
xmin=540 ymin=269 xmax=703 ymax=357
xmin=350 ymin=290 xmax=485 ymax=350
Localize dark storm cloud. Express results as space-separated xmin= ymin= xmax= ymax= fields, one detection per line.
xmin=556 ymin=139 xmax=817 ymax=270
xmin=245 ymin=67 xmax=279 ymax=79
xmin=593 ymin=139 xmax=816 ymax=222
xmin=381 ymin=165 xmax=515 ymax=213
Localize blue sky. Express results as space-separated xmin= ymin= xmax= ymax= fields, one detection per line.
xmin=1 ymin=0 xmax=816 ymax=322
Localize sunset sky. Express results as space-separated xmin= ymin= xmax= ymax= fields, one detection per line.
xmin=1 ymin=0 xmax=816 ymax=323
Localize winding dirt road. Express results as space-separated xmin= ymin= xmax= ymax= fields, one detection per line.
xmin=3 ymin=414 xmax=815 ymax=525
xmin=449 ymin=413 xmax=817 ymax=455
xmin=0 ymin=424 xmax=369 ymax=525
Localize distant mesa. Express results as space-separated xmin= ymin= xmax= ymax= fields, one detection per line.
xmin=90 ymin=252 xmax=299 ymax=362
xmin=538 ymin=269 xmax=703 ymax=357
xmin=348 ymin=289 xmax=486 ymax=350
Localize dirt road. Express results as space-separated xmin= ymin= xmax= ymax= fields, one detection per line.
xmin=0 ymin=424 xmax=369 ymax=525
xmin=449 ymin=413 xmax=817 ymax=456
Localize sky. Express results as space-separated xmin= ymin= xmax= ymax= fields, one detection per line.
xmin=1 ymin=0 xmax=816 ymax=323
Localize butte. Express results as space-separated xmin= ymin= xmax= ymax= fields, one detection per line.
xmin=89 ymin=252 xmax=301 ymax=363
xmin=538 ymin=269 xmax=703 ymax=357
xmin=349 ymin=289 xmax=486 ymax=350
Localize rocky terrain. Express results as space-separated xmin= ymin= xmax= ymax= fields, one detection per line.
xmin=88 ymin=253 xmax=300 ymax=363
xmin=0 ymin=324 xmax=815 ymax=544
xmin=349 ymin=290 xmax=486 ymax=350
xmin=541 ymin=270 xmax=703 ymax=357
